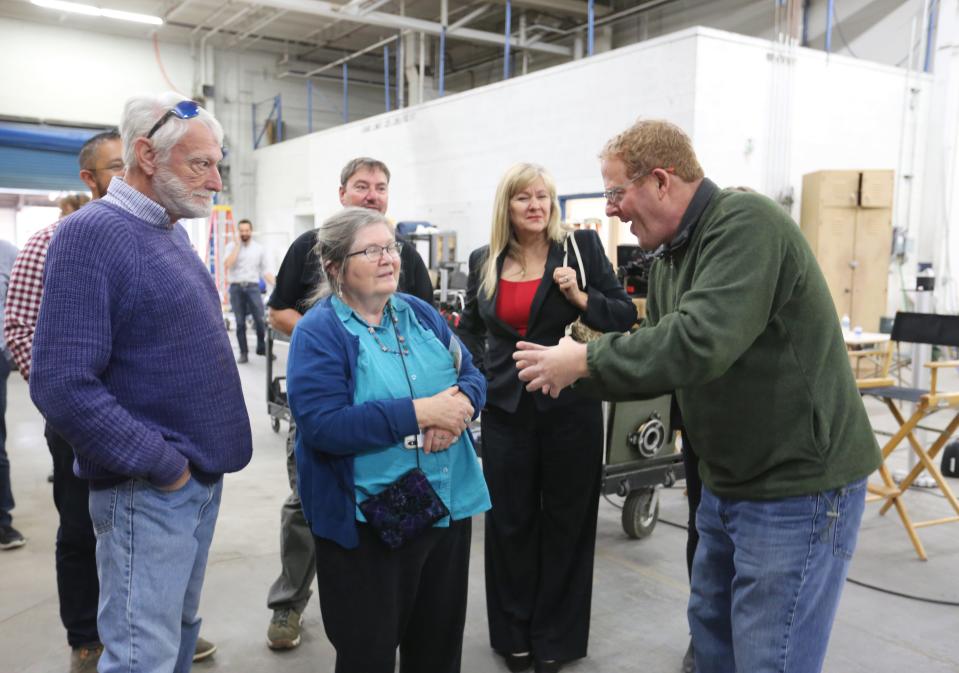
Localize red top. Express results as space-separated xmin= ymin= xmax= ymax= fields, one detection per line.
xmin=496 ymin=278 xmax=540 ymax=336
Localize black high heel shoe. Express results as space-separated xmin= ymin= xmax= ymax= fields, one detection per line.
xmin=504 ymin=653 xmax=533 ymax=672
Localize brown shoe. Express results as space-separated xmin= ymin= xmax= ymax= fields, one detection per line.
xmin=193 ymin=636 xmax=217 ymax=662
xmin=267 ymin=607 xmax=302 ymax=650
xmin=70 ymin=643 xmax=103 ymax=673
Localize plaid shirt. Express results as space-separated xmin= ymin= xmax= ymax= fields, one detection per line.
xmin=4 ymin=221 xmax=57 ymax=380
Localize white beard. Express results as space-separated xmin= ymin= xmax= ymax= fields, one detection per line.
xmin=154 ymin=165 xmax=214 ymax=219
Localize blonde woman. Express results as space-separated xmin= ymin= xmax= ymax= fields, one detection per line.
xmin=457 ymin=163 xmax=636 ymax=673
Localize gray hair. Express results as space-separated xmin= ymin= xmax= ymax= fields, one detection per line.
xmin=308 ymin=207 xmax=393 ymax=306
xmin=78 ymin=130 xmax=120 ymax=170
xmin=339 ymin=157 xmax=391 ymax=187
xmin=120 ymin=92 xmax=224 ymax=169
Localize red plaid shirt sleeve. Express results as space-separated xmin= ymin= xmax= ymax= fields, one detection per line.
xmin=4 ymin=222 xmax=57 ymax=381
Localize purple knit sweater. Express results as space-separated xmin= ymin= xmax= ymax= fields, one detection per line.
xmin=30 ymin=199 xmax=252 ymax=487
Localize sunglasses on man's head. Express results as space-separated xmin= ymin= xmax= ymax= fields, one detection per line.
xmin=146 ymin=100 xmax=201 ymax=140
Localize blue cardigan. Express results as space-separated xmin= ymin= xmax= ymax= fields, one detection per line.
xmin=287 ymin=293 xmax=486 ymax=549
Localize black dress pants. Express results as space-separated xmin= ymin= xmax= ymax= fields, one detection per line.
xmin=45 ymin=424 xmax=100 ymax=648
xmin=482 ymin=393 xmax=603 ymax=663
xmin=314 ymin=517 xmax=472 ymax=673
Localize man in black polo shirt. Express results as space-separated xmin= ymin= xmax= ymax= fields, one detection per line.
xmin=263 ymin=157 xmax=432 ymax=650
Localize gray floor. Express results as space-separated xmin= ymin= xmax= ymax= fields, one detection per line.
xmin=3 ymin=342 xmax=959 ymax=673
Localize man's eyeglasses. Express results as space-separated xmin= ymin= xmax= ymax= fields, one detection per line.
xmin=603 ymin=167 xmax=674 ymax=204
xmin=603 ymin=174 xmax=644 ymax=205
xmin=146 ymin=100 xmax=201 ymax=140
xmin=346 ymin=241 xmax=404 ymax=262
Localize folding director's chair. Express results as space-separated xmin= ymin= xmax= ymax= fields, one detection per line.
xmin=856 ymin=312 xmax=959 ymax=561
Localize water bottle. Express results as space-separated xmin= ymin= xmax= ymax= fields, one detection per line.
xmin=841 ymin=314 xmax=851 ymax=332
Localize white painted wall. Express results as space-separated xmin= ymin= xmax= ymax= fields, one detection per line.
xmin=254 ymin=29 xmax=702 ymax=260
xmin=254 ymin=27 xmax=926 ymax=284
xmin=0 ymin=16 xmax=386 ymax=223
xmin=0 ymin=17 xmax=193 ymax=126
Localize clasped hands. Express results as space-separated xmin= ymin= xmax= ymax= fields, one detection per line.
xmin=513 ymin=336 xmax=590 ymax=399
xmin=412 ymin=386 xmax=474 ymax=453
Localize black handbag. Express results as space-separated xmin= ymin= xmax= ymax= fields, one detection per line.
xmin=347 ymin=306 xmax=451 ymax=549
xmin=356 ymin=464 xmax=450 ymax=550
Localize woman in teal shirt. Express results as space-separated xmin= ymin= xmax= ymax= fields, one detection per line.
xmin=286 ymin=207 xmax=490 ymax=673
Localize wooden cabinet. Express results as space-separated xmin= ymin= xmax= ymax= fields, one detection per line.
xmin=799 ymin=170 xmax=893 ymax=332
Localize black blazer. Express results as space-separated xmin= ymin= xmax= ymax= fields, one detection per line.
xmin=457 ymin=229 xmax=636 ymax=413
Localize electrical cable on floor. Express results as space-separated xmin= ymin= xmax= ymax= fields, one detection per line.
xmin=603 ymin=495 xmax=959 ymax=608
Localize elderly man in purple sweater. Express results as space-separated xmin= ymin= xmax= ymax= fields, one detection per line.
xmin=30 ymin=93 xmax=252 ymax=673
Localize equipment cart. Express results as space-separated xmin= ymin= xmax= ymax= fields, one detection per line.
xmin=602 ymin=396 xmax=686 ymax=539
xmin=266 ymin=327 xmax=292 ymax=433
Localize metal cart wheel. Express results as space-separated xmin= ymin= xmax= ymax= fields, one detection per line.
xmin=271 ymin=417 xmax=281 ymax=433
xmin=621 ymin=487 xmax=659 ymax=539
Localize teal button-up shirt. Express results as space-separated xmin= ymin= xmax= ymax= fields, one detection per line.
xmin=332 ymin=295 xmax=490 ymax=525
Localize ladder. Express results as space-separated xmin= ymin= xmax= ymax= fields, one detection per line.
xmin=207 ymin=204 xmax=235 ymax=310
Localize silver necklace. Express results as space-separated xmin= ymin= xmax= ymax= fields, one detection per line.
xmin=367 ymin=309 xmax=409 ymax=356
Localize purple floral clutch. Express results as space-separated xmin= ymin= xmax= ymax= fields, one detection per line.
xmin=358 ymin=468 xmax=450 ymax=549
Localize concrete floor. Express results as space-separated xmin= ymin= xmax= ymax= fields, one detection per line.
xmin=3 ymin=341 xmax=959 ymax=673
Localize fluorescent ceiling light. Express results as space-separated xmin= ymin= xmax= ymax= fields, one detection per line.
xmin=31 ymin=0 xmax=163 ymax=25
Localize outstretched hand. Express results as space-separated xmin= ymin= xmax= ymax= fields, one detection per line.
xmin=513 ymin=337 xmax=590 ymax=399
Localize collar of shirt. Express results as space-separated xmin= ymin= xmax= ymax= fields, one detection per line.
xmin=101 ymin=176 xmax=172 ymax=229
xmin=653 ymin=177 xmax=718 ymax=260
xmin=332 ymin=294 xmax=409 ymax=326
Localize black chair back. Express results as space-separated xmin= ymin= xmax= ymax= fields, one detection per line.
xmin=890 ymin=312 xmax=959 ymax=348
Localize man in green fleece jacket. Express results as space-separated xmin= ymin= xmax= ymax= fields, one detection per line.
xmin=514 ymin=119 xmax=880 ymax=673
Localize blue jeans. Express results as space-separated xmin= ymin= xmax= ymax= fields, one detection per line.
xmin=0 ymin=356 xmax=12 ymax=528
xmin=229 ymin=283 xmax=266 ymax=355
xmin=688 ymin=477 xmax=867 ymax=673
xmin=89 ymin=476 xmax=222 ymax=673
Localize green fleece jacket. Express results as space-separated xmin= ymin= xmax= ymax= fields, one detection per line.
xmin=585 ymin=183 xmax=880 ymax=499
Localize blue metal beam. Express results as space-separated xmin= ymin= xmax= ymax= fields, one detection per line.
xmin=342 ymin=63 xmax=349 ymax=123
xmin=825 ymin=0 xmax=834 ymax=54
xmin=307 ymin=79 xmax=313 ymax=134
xmin=384 ymin=45 xmax=391 ymax=111
xmin=396 ymin=34 xmax=403 ymax=109
xmin=924 ymin=0 xmax=939 ymax=72
xmin=588 ymin=0 xmax=595 ymax=56
xmin=439 ymin=27 xmax=446 ymax=96
xmin=503 ymin=0 xmax=511 ymax=80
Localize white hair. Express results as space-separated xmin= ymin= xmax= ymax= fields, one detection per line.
xmin=120 ymin=92 xmax=224 ymax=169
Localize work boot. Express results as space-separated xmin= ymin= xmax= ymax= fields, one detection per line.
xmin=267 ymin=607 xmax=302 ymax=650
xmin=70 ymin=643 xmax=103 ymax=673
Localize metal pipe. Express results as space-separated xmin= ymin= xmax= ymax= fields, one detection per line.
xmin=342 ymin=63 xmax=349 ymax=123
xmin=587 ymin=0 xmax=594 ymax=56
xmin=251 ymin=100 xmax=257 ymax=148
xmin=503 ymin=0 xmax=511 ymax=80
xmin=924 ymin=0 xmax=939 ymax=72
xmin=304 ymin=34 xmax=398 ymax=77
xmin=440 ymin=0 xmax=448 ymax=95
xmin=519 ymin=11 xmax=528 ymax=75
xmin=449 ymin=4 xmax=490 ymax=31
xmin=418 ymin=32 xmax=426 ymax=103
xmin=384 ymin=45 xmax=392 ymax=110
xmin=252 ymin=0 xmax=569 ymax=56
xmin=825 ymin=0 xmax=834 ymax=53
xmin=231 ymin=10 xmax=288 ymax=47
